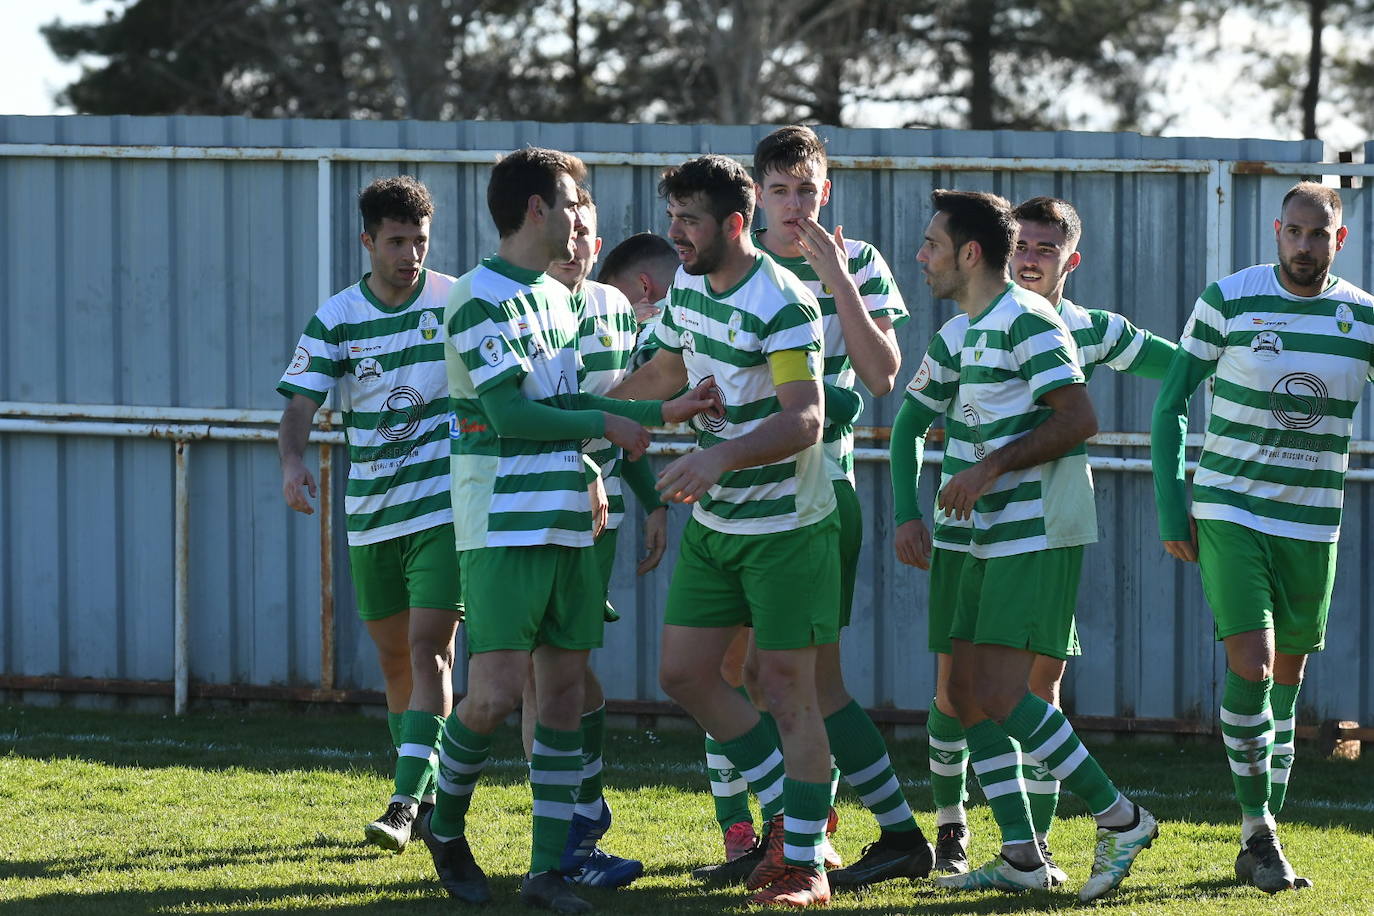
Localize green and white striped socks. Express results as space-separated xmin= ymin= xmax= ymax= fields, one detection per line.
xmin=782 ymin=778 xmax=831 ymax=869
xmin=574 ymin=704 xmax=606 ymax=820
xmin=430 ymin=715 xmax=491 ymax=840
xmin=927 ymin=703 xmax=969 ymax=825
xmin=1004 ymin=693 xmax=1122 ymax=820
xmin=705 ymin=732 xmax=754 ymax=832
xmin=1269 ymin=681 xmax=1301 ymax=816
xmin=718 ymin=718 xmax=786 ymax=822
xmin=530 ymin=724 xmax=583 ymax=875
xmin=1220 ymin=669 xmax=1274 ymax=835
xmin=827 ymin=700 xmax=920 ymax=833
xmin=394 ymin=710 xmax=443 ymax=804
xmin=1021 ymin=754 xmax=1059 ymax=839
xmin=965 ymin=719 xmax=1034 ymax=844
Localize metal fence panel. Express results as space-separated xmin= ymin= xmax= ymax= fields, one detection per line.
xmin=1 ymin=114 xmax=1368 ymax=728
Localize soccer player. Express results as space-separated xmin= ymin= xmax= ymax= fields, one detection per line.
xmin=891 ymin=196 xmax=1176 ymax=881
xmin=517 ymin=189 xmax=670 ymax=890
xmin=893 ymin=189 xmax=1158 ymax=901
xmin=277 ymin=176 xmax=461 ymax=854
xmin=417 ymin=147 xmax=716 ymax=914
xmin=611 ymin=154 xmax=840 ymax=908
xmin=732 ymin=124 xmax=932 ymax=889
xmin=1153 ymin=181 xmax=1372 ymax=893
xmin=597 ymin=231 xmax=678 ymax=369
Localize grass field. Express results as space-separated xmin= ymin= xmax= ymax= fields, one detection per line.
xmin=2 ymin=704 xmax=1372 ymax=915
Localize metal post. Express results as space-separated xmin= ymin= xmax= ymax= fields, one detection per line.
xmin=173 ymin=439 xmax=190 ymax=715
xmin=318 ymin=437 xmax=335 ymax=692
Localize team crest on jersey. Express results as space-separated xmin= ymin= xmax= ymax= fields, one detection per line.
xmin=355 ymin=357 xmax=384 ymax=387
xmin=418 ymin=309 xmax=441 ymax=341
xmin=682 ymin=330 xmax=697 ymax=353
xmin=973 ymin=333 xmax=988 ymax=363
xmin=1252 ymin=331 xmax=1283 ymax=361
xmin=479 ymin=336 xmax=504 ymax=367
xmin=286 ymin=346 xmax=310 ymax=376
xmin=694 ymin=379 xmax=728 ymax=434
xmin=596 ymin=319 xmax=613 ymax=348
xmin=727 ymin=311 xmax=743 ymax=344
xmin=1336 ymin=303 xmax=1354 ymax=334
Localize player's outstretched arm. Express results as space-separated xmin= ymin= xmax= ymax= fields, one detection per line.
xmin=1126 ymin=330 xmax=1179 ymax=380
xmin=1151 ymin=348 xmax=1214 ymax=562
xmin=939 ymin=383 xmax=1097 ymax=521
xmin=890 ymin=396 xmax=940 ymax=569
xmin=278 ymin=393 xmax=320 ymax=514
xmin=609 ymin=348 xmax=689 ymax=401
xmin=794 ymin=218 xmax=900 ymax=396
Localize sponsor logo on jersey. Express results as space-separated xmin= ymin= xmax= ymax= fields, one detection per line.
xmin=479 ymin=336 xmax=504 ymax=367
xmin=962 ymin=403 xmax=987 ymax=460
xmin=451 ymin=413 xmax=488 ymax=438
xmin=694 ymin=378 xmax=728 ymax=434
xmin=286 ymin=346 xmax=310 ymax=375
xmin=1336 ymin=303 xmax=1354 ymax=334
xmin=355 ymin=357 xmax=384 ymax=387
xmin=675 ymin=307 xmax=703 ymax=329
xmin=727 ymin=310 xmax=743 ymax=344
xmin=910 ymin=358 xmax=932 ymax=392
xmin=1269 ymin=372 xmax=1327 ymax=431
xmin=376 ymin=386 xmax=425 ymax=441
xmin=350 ymin=343 xmax=383 ymax=354
xmin=419 ymin=310 xmax=441 ymax=341
xmin=1251 ymin=331 xmax=1283 ymax=361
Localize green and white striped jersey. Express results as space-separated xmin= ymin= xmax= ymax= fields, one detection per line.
xmin=444 ymin=256 xmax=591 ymax=550
xmin=652 ymin=255 xmax=835 ymax=535
xmin=755 ymin=230 xmax=908 ymax=482
xmin=575 ymin=279 xmax=641 ymax=532
xmin=903 ymin=283 xmax=1091 ymax=558
xmin=905 ymin=296 xmax=1157 ymax=552
xmin=1157 ymin=264 xmax=1374 ymax=542
xmin=277 ymin=269 xmax=456 ymax=547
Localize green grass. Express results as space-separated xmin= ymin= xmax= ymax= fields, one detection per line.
xmin=1 ymin=704 xmax=1371 ymax=914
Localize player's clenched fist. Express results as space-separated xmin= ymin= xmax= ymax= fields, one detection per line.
xmin=603 ymin=414 xmax=651 ymax=461
xmin=894 ymin=519 xmax=932 ymax=570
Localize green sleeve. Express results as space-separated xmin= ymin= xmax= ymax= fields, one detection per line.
xmin=621 ymin=451 xmax=665 ymax=512
xmin=823 ymin=383 xmax=864 ymax=426
xmin=890 ymin=396 xmax=940 ymax=525
xmin=479 ymin=376 xmax=605 ymax=441
xmin=1126 ymin=330 xmax=1179 ymax=380
xmin=1150 ymin=349 xmax=1215 ymax=541
xmin=583 ymin=455 xmax=600 ymax=486
xmin=581 ymin=392 xmax=664 ymax=426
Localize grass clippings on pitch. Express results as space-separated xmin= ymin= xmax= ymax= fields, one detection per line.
xmin=2 ymin=704 xmax=1372 ymax=915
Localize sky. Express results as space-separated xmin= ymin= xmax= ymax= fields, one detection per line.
xmin=2 ymin=0 xmax=1365 ymax=153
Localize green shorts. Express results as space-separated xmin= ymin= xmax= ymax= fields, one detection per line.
xmin=348 ymin=524 xmax=462 ymax=622
xmin=595 ymin=526 xmax=620 ymax=622
xmin=459 ymin=544 xmax=604 ymax=653
xmin=947 ymin=547 xmax=1083 ymax=660
xmin=835 ymin=479 xmax=862 ymax=629
xmin=926 ymin=546 xmax=965 ymax=655
xmin=664 ymin=513 xmax=841 ymax=650
xmin=1196 ymin=518 xmax=1335 ymax=654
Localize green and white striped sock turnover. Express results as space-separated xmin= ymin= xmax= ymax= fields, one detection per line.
xmin=1269 ymin=681 xmax=1301 ymax=816
xmin=530 ymin=724 xmax=582 ymax=875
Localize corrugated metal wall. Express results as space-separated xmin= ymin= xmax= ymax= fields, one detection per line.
xmin=2 ymin=115 xmax=1369 ymax=726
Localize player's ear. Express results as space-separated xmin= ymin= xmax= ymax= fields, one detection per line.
xmin=593 ymin=237 xmax=604 ymax=258
xmin=725 ymin=211 xmax=745 ymax=240
xmin=1335 ymin=225 xmax=1349 ymax=251
xmin=1065 ymin=250 xmax=1082 ymax=274
xmin=527 ymin=193 xmax=546 ymax=225
xmin=819 ymin=178 xmax=832 ymax=208
xmin=360 ymin=230 xmax=375 ymax=253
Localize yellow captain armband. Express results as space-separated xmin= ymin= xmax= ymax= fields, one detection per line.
xmin=768 ymin=349 xmax=818 ymax=386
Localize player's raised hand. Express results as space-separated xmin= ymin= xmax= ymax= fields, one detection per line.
xmin=589 ymin=473 xmax=608 ymax=538
xmin=1163 ymin=516 xmax=1199 ymax=562
xmin=657 ymin=448 xmax=728 ymax=504
xmin=281 ymin=460 xmax=317 ymax=515
xmin=937 ymin=461 xmax=999 ymax=521
xmin=894 ymin=519 xmax=933 ymax=569
xmin=793 ymin=218 xmax=851 ymax=291
xmin=637 ymin=506 xmax=667 ymax=574
xmin=662 ymin=375 xmax=723 ymax=424
xmin=603 ymin=414 xmax=651 ymax=461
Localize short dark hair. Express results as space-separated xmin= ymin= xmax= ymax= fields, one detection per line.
xmin=659 ymin=155 xmax=755 ymax=227
xmin=1282 ymin=181 xmax=1342 ymax=220
xmin=487 ymin=147 xmax=588 ymax=238
xmin=1013 ymin=196 xmax=1082 ymax=247
xmin=358 ymin=176 xmax=434 ymax=238
xmin=931 ymin=189 xmax=1016 ymax=273
xmin=753 ymin=125 xmax=828 ymax=182
xmin=598 ymin=232 xmax=677 ymax=284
